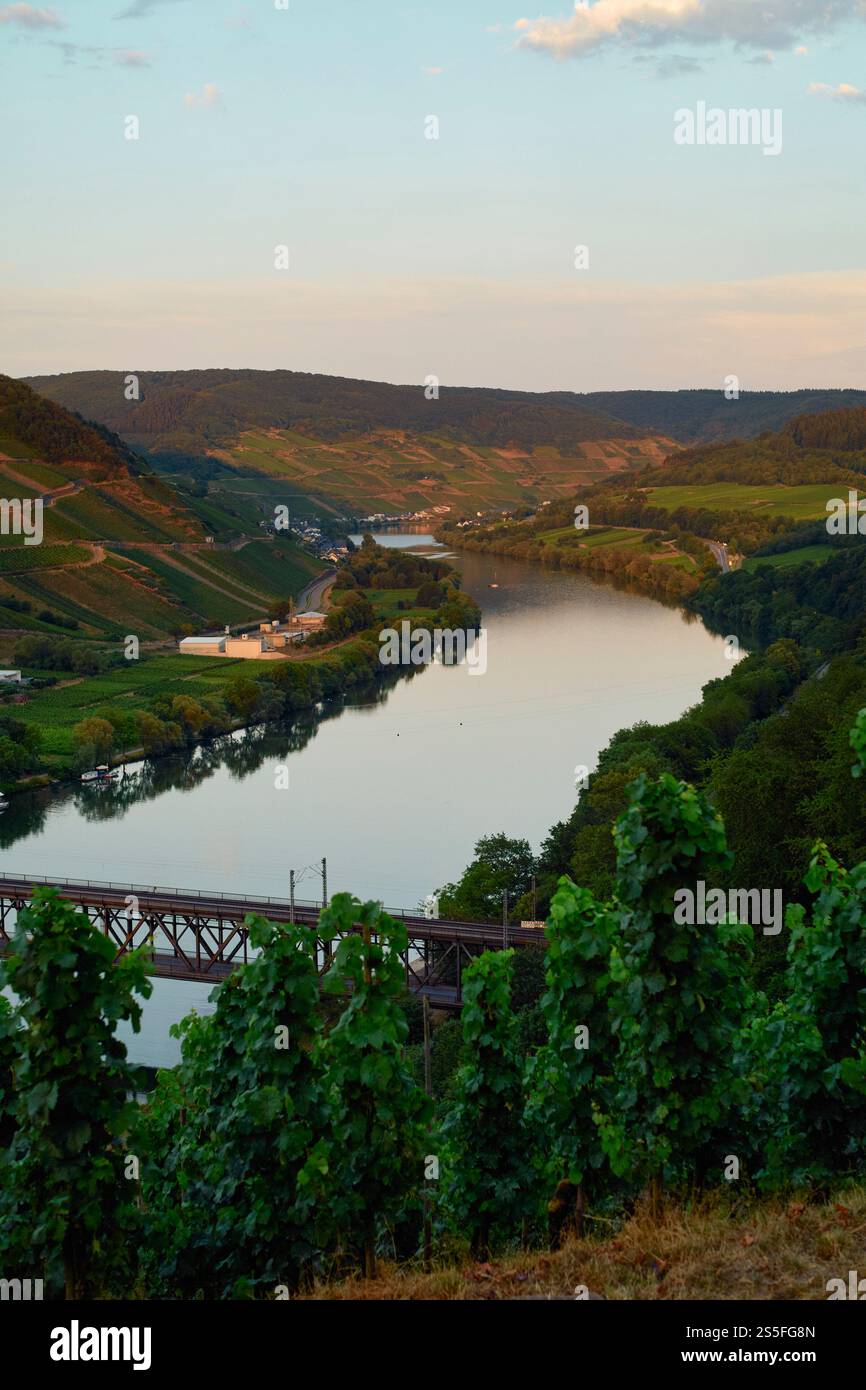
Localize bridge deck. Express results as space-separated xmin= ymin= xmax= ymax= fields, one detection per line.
xmin=0 ymin=871 xmax=544 ymax=1004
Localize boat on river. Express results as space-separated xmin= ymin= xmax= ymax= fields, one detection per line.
xmin=80 ymin=764 xmax=117 ymax=785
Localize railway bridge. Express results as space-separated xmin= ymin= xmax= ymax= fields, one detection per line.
xmin=0 ymin=872 xmax=544 ymax=1008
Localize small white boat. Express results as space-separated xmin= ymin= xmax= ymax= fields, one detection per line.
xmin=81 ymin=764 xmax=117 ymax=785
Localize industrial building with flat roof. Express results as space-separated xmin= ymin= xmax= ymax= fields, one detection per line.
xmin=177 ymin=612 xmax=327 ymax=660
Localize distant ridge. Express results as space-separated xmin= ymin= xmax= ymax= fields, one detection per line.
xmin=579 ymin=388 xmax=866 ymax=444
xmin=24 ymin=371 xmax=866 ymax=456
xmin=23 ymin=369 xmax=643 ymax=457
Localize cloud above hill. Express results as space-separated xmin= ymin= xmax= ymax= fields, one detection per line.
xmin=513 ymin=0 xmax=865 ymax=59
xmin=183 ymin=82 xmax=221 ymax=108
xmin=808 ymin=81 xmax=866 ymax=104
xmin=0 ymin=4 xmax=62 ymax=27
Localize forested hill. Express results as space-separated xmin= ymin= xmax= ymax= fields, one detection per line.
xmin=0 ymin=375 xmax=135 ymax=473
xmin=25 ymin=372 xmax=866 ymax=460
xmin=632 ymin=406 xmax=866 ymax=489
xmin=23 ymin=369 xmax=645 ymax=454
xmin=580 ymin=388 xmax=866 ymax=444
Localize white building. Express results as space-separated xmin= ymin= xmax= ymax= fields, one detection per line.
xmin=294 ymin=611 xmax=327 ymax=630
xmin=178 ymin=635 xmax=226 ymax=656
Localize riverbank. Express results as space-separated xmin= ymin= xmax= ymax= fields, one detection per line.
xmin=0 ymin=542 xmax=479 ymax=790
xmin=437 ymin=515 xmax=711 ymax=605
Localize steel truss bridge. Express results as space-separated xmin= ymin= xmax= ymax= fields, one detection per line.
xmin=0 ymin=872 xmax=544 ymax=1008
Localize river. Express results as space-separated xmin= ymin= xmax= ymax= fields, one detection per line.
xmin=0 ymin=535 xmax=737 ymax=1066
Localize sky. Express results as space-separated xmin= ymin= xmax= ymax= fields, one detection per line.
xmin=3 ymin=0 xmax=866 ymax=390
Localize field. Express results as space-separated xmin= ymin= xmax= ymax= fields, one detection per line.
xmin=208 ymin=476 xmax=325 ymax=524
xmin=14 ymin=637 xmax=375 ymax=764
xmin=538 ymin=525 xmax=650 ymax=549
xmin=575 ymin=527 xmax=647 ymax=550
xmin=5 ymin=560 xmax=187 ymax=637
xmin=534 ymin=524 xmax=701 ymax=573
xmin=742 ymin=544 xmax=837 ymax=571
xmin=206 ymin=539 xmax=320 ymax=598
xmin=0 ymin=543 xmax=90 ymax=573
xmin=13 ymin=655 xmax=257 ymax=760
xmin=366 ymin=588 xmax=438 ymax=621
xmin=0 ymin=542 xmax=323 ymax=639
xmin=212 ymin=428 xmax=678 ymax=517
xmin=118 ymin=540 xmax=323 ymax=628
xmin=0 ymin=459 xmax=68 ymax=490
xmin=643 ymin=482 xmax=848 ymax=521
xmin=119 ymin=551 xmax=254 ymax=627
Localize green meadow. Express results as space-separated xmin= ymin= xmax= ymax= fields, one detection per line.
xmin=742 ymin=544 xmax=837 ymax=571
xmin=644 ymin=482 xmax=848 ymax=520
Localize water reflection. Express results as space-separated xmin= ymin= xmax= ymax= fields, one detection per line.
xmin=0 ymin=675 xmax=418 ymax=853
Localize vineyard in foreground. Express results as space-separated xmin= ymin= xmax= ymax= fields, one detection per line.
xmin=1 ymin=715 xmax=866 ymax=1299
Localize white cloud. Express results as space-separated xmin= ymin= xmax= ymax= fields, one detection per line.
xmin=808 ymin=81 xmax=866 ymax=103
xmin=513 ymin=1 xmax=865 ymax=60
xmin=115 ymin=49 xmax=151 ymax=67
xmin=183 ymin=82 xmax=221 ymax=108
xmin=0 ymin=3 xmax=62 ymax=27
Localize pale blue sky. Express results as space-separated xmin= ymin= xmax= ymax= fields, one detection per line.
xmin=3 ymin=0 xmax=866 ymax=388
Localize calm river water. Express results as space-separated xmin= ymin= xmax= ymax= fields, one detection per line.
xmin=0 ymin=535 xmax=735 ymax=1065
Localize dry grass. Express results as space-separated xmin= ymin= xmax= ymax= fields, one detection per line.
xmin=303 ymin=1186 xmax=866 ymax=1301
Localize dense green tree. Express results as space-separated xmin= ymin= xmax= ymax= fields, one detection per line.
xmin=525 ymin=879 xmax=616 ymax=1239
xmin=72 ymin=715 xmax=115 ymax=767
xmin=437 ymin=833 xmax=535 ymax=922
xmin=224 ymin=676 xmax=262 ymax=722
xmin=442 ymin=949 xmax=534 ymax=1257
xmin=0 ymin=889 xmax=150 ymax=1297
xmin=319 ymin=894 xmax=431 ymax=1277
xmin=0 ymin=993 xmax=18 ymax=1155
xmin=137 ymin=915 xmax=330 ymax=1297
xmin=598 ymin=774 xmax=754 ymax=1202
xmin=0 ymin=712 xmax=41 ymax=780
xmin=747 ymin=837 xmax=866 ymax=1189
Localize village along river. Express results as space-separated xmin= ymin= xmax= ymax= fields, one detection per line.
xmin=0 ymin=535 xmax=737 ymax=1066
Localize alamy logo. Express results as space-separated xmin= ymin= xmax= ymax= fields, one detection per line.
xmin=379 ymin=621 xmax=487 ymax=675
xmin=0 ymin=1276 xmax=42 ymax=1299
xmin=0 ymin=497 xmax=43 ymax=546
xmin=826 ymin=1270 xmax=866 ymax=1299
xmin=673 ymin=881 xmax=783 ymax=936
xmin=674 ymin=102 xmax=782 ymax=157
xmin=50 ymin=1320 xmax=152 ymax=1371
xmin=826 ymin=490 xmax=866 ymax=535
